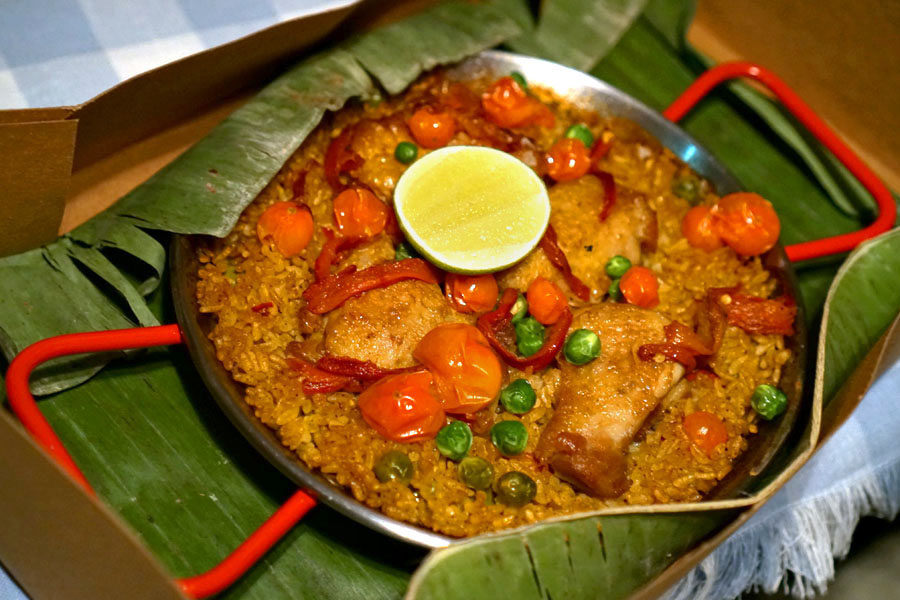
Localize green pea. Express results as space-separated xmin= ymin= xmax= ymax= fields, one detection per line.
xmin=435 ymin=421 xmax=473 ymax=461
xmin=490 ymin=420 xmax=528 ymax=456
xmin=510 ymin=71 xmax=528 ymax=89
xmin=564 ymin=329 xmax=601 ymax=365
xmin=500 ymin=379 xmax=536 ymax=415
xmin=605 ymin=255 xmax=632 ymax=278
xmin=394 ymin=241 xmax=419 ymax=261
xmin=224 ymin=263 xmax=239 ymax=285
xmin=374 ymin=450 xmax=414 ymax=483
xmin=672 ymin=175 xmax=700 ymax=204
xmin=458 ymin=456 xmax=494 ymax=490
xmin=564 ymin=123 xmax=594 ymax=148
xmin=607 ymin=278 xmax=621 ymax=301
xmin=751 ymin=384 xmax=788 ymax=420
xmin=496 ymin=471 xmax=537 ymax=507
xmin=510 ymin=293 xmax=528 ymax=324
xmin=515 ymin=317 xmax=545 ymax=357
xmin=394 ymin=141 xmax=418 ymax=164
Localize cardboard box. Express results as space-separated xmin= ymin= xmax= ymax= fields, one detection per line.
xmin=1 ymin=1 xmax=897 ymax=598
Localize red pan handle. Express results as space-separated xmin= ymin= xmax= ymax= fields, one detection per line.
xmin=5 ymin=324 xmax=316 ymax=599
xmin=664 ymin=61 xmax=896 ymax=262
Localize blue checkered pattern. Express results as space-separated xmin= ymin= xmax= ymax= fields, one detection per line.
xmin=0 ymin=0 xmax=358 ymax=108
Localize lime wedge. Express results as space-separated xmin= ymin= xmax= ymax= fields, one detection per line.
xmin=393 ymin=146 xmax=550 ymax=274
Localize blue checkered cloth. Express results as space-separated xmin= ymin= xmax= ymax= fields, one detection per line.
xmin=1 ymin=3 xmax=899 ymax=599
xmin=0 ymin=0 xmax=355 ymax=108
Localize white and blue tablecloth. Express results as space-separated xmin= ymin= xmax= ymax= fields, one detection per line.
xmin=2 ymin=2 xmax=898 ymax=598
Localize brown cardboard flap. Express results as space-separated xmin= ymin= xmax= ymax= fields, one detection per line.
xmin=0 ymin=108 xmax=74 ymax=124
xmin=0 ymin=119 xmax=77 ymax=257
xmin=0 ymin=409 xmax=185 ymax=600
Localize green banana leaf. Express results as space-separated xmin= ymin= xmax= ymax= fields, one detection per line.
xmin=1 ymin=0 xmax=897 ymax=599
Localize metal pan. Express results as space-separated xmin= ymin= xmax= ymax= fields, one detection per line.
xmin=169 ymin=50 xmax=808 ymax=549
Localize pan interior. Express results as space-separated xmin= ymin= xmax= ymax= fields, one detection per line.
xmin=170 ymin=50 xmax=807 ymax=548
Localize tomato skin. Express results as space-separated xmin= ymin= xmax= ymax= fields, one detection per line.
xmin=683 ymin=411 xmax=728 ymax=456
xmin=619 ymin=266 xmax=659 ymax=309
xmin=481 ymin=77 xmax=555 ymax=129
xmin=357 ymin=371 xmax=445 ymax=442
xmin=711 ymin=192 xmax=780 ymax=257
xmin=256 ymin=201 xmax=314 ymax=257
xmin=546 ymin=138 xmax=591 ymax=182
xmin=407 ymin=107 xmax=456 ymax=149
xmin=413 ymin=323 xmax=503 ymax=415
xmin=445 ymin=273 xmax=499 ymax=314
xmin=526 ymin=277 xmax=568 ymax=325
xmin=333 ymin=188 xmax=389 ymax=239
xmin=682 ymin=205 xmax=724 ymax=251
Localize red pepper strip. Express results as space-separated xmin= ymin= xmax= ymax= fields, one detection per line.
xmin=538 ymin=224 xmax=590 ymax=302
xmin=314 ymin=228 xmax=364 ymax=281
xmin=590 ymin=133 xmax=613 ymax=165
xmin=707 ymin=286 xmax=796 ymax=336
xmin=315 ymin=355 xmax=418 ymax=381
xmin=251 ymin=302 xmax=274 ymax=315
xmin=664 ymin=321 xmax=713 ymax=355
xmin=726 ymin=293 xmax=797 ymax=336
xmin=285 ymin=357 xmax=364 ymax=394
xmin=637 ymin=321 xmax=714 ymax=371
xmin=323 ymin=127 xmax=363 ymax=191
xmin=699 ymin=286 xmax=738 ymax=352
xmin=595 ymin=170 xmax=617 ymax=222
xmin=303 ymin=258 xmax=439 ymax=314
xmin=291 ymin=170 xmax=307 ymax=199
xmin=637 ymin=343 xmax=698 ymax=371
xmin=686 ymin=369 xmax=718 ymax=381
xmin=476 ymin=288 xmax=573 ymax=371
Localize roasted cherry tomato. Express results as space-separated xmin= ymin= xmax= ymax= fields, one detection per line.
xmin=683 ymin=411 xmax=728 ymax=456
xmin=413 ymin=323 xmax=503 ymax=415
xmin=407 ymin=107 xmax=456 ymax=149
xmin=619 ymin=266 xmax=659 ymax=309
xmin=256 ymin=201 xmax=314 ymax=258
xmin=711 ymin=192 xmax=780 ymax=257
xmin=682 ymin=205 xmax=724 ymax=252
xmin=546 ymin=138 xmax=591 ymax=182
xmin=481 ymin=76 xmax=554 ymax=129
xmin=526 ymin=277 xmax=568 ymax=325
xmin=333 ymin=187 xmax=389 ymax=239
xmin=445 ymin=273 xmax=499 ymax=314
xmin=357 ymin=370 xmax=445 ymax=442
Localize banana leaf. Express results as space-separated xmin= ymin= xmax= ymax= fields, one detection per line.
xmin=1 ymin=0 xmax=898 ymax=599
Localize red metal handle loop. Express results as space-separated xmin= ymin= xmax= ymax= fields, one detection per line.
xmin=664 ymin=61 xmax=896 ymax=262
xmin=4 ymin=325 xmax=316 ymax=599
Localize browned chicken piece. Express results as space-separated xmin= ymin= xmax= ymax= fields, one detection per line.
xmin=536 ymin=303 xmax=684 ymax=498
xmin=322 ymin=280 xmax=472 ymax=369
xmin=498 ymin=175 xmax=657 ymax=302
xmin=348 ymin=116 xmax=414 ymax=201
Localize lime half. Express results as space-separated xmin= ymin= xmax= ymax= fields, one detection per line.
xmin=393 ymin=146 xmax=550 ymax=274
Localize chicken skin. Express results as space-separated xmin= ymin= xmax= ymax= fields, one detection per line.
xmin=536 ymin=302 xmax=684 ymax=497
xmin=322 ymin=280 xmax=470 ymax=369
